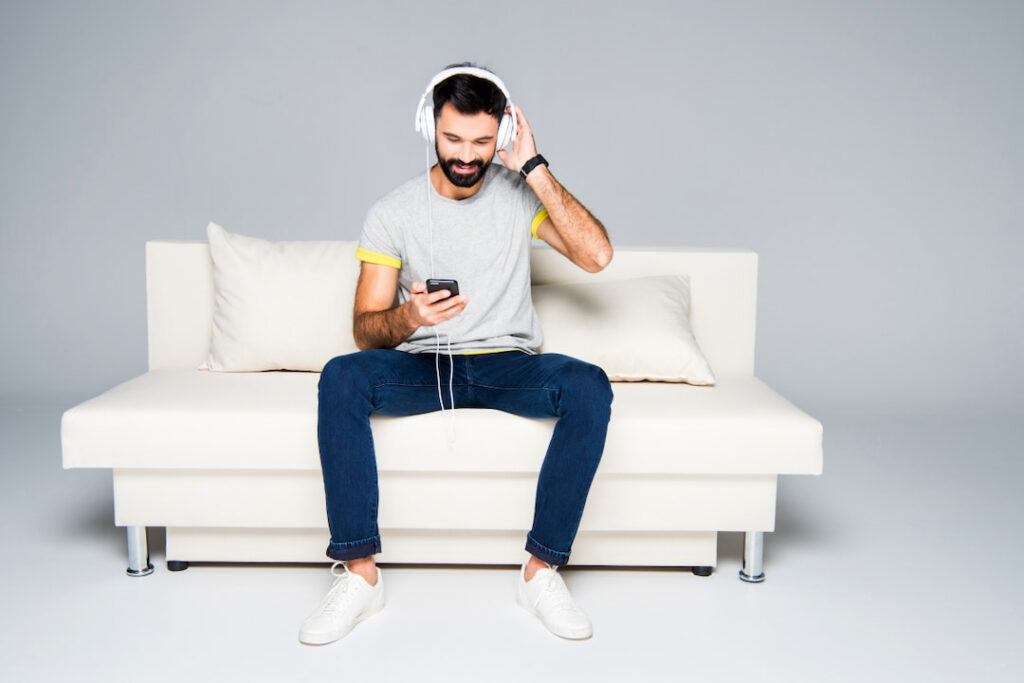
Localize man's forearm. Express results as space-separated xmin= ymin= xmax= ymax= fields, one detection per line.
xmin=354 ymin=303 xmax=418 ymax=350
xmin=526 ymin=166 xmax=612 ymax=271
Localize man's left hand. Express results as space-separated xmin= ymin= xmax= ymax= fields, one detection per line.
xmin=496 ymin=105 xmax=538 ymax=174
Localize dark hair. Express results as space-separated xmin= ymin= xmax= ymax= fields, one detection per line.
xmin=432 ymin=62 xmax=506 ymax=124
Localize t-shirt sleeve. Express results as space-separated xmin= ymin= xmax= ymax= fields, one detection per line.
xmin=356 ymin=203 xmax=402 ymax=269
xmin=525 ymin=186 xmax=548 ymax=241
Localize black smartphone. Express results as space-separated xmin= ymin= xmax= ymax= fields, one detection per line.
xmin=426 ymin=278 xmax=460 ymax=298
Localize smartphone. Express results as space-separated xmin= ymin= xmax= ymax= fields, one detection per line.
xmin=426 ymin=278 xmax=460 ymax=298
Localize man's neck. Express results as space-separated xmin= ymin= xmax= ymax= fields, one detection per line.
xmin=431 ymin=164 xmax=485 ymax=201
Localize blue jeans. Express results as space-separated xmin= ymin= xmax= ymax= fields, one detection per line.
xmin=317 ymin=349 xmax=613 ymax=567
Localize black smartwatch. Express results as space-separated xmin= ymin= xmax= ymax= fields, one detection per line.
xmin=520 ymin=154 xmax=549 ymax=179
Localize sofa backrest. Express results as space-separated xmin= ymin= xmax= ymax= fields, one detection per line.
xmin=146 ymin=241 xmax=758 ymax=375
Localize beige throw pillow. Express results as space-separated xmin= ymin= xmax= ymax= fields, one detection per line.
xmin=200 ymin=222 xmax=360 ymax=372
xmin=531 ymin=275 xmax=716 ymax=385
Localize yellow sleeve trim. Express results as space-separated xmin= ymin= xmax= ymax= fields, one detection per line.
xmin=355 ymin=247 xmax=401 ymax=269
xmin=531 ymin=208 xmax=549 ymax=240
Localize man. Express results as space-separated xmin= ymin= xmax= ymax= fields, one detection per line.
xmin=300 ymin=63 xmax=613 ymax=645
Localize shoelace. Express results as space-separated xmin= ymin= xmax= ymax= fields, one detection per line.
xmin=536 ymin=570 xmax=582 ymax=616
xmin=315 ymin=561 xmax=357 ymax=616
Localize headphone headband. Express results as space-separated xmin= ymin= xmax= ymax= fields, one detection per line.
xmin=414 ymin=66 xmax=517 ymax=149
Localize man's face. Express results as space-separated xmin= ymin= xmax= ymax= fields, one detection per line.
xmin=434 ymin=102 xmax=500 ymax=188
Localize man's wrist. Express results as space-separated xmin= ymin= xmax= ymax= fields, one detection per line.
xmin=355 ymin=303 xmax=419 ymax=349
xmin=520 ymin=154 xmax=548 ymax=179
xmin=399 ymin=300 xmax=420 ymax=332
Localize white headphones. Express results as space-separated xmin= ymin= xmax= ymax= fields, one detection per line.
xmin=414 ymin=66 xmax=517 ymax=151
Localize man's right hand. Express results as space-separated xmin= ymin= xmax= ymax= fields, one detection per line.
xmin=406 ymin=281 xmax=468 ymax=327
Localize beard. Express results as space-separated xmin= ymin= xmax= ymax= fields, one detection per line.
xmin=436 ymin=143 xmax=491 ymax=188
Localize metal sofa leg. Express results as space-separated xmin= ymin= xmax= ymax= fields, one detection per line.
xmin=126 ymin=526 xmax=154 ymax=577
xmin=739 ymin=531 xmax=766 ymax=583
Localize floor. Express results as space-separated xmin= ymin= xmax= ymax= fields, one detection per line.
xmin=1 ymin=401 xmax=1020 ymax=682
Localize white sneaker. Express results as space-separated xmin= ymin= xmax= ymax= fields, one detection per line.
xmin=516 ymin=560 xmax=593 ymax=640
xmin=299 ymin=561 xmax=384 ymax=645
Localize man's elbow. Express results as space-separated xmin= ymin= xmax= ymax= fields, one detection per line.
xmin=352 ymin=317 xmax=377 ymax=351
xmin=353 ymin=330 xmax=369 ymax=351
xmin=353 ymin=326 xmax=387 ymax=351
xmin=583 ymin=244 xmax=614 ymax=273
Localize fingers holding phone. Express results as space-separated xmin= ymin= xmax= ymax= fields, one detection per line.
xmin=408 ymin=280 xmax=467 ymax=327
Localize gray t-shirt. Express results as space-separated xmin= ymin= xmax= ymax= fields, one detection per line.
xmin=356 ymin=164 xmax=548 ymax=354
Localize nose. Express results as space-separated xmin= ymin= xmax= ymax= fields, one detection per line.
xmin=460 ymin=142 xmax=474 ymax=163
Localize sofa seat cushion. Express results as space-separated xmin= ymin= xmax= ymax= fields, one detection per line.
xmin=61 ymin=369 xmax=822 ymax=475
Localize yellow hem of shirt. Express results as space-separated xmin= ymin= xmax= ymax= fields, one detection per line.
xmin=451 ymin=348 xmax=524 ymax=355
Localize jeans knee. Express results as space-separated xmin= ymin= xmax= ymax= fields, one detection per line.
xmin=319 ymin=353 xmax=366 ymax=396
xmin=557 ymin=358 xmax=613 ymax=414
xmin=575 ymin=360 xmax=612 ymax=399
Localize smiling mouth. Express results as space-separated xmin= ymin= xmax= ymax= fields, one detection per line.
xmin=453 ymin=162 xmax=480 ymax=173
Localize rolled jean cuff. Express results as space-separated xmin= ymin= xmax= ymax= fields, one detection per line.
xmin=525 ymin=533 xmax=571 ymax=567
xmin=326 ymin=535 xmax=381 ymax=562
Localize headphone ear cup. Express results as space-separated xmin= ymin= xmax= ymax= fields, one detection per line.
xmin=421 ymin=103 xmax=435 ymax=143
xmin=496 ymin=112 xmax=513 ymax=150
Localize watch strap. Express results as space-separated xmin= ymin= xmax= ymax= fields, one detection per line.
xmin=520 ymin=154 xmax=549 ymax=179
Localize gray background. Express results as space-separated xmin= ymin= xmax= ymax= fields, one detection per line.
xmin=2 ymin=4 xmax=1022 ymax=679
xmin=2 ymin=0 xmax=1021 ymax=417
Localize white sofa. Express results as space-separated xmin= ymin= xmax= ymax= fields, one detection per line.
xmin=61 ymin=240 xmax=823 ymax=581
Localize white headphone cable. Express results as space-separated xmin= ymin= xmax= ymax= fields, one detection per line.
xmin=426 ymin=142 xmax=435 ymax=278
xmin=426 ymin=140 xmax=456 ymax=441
